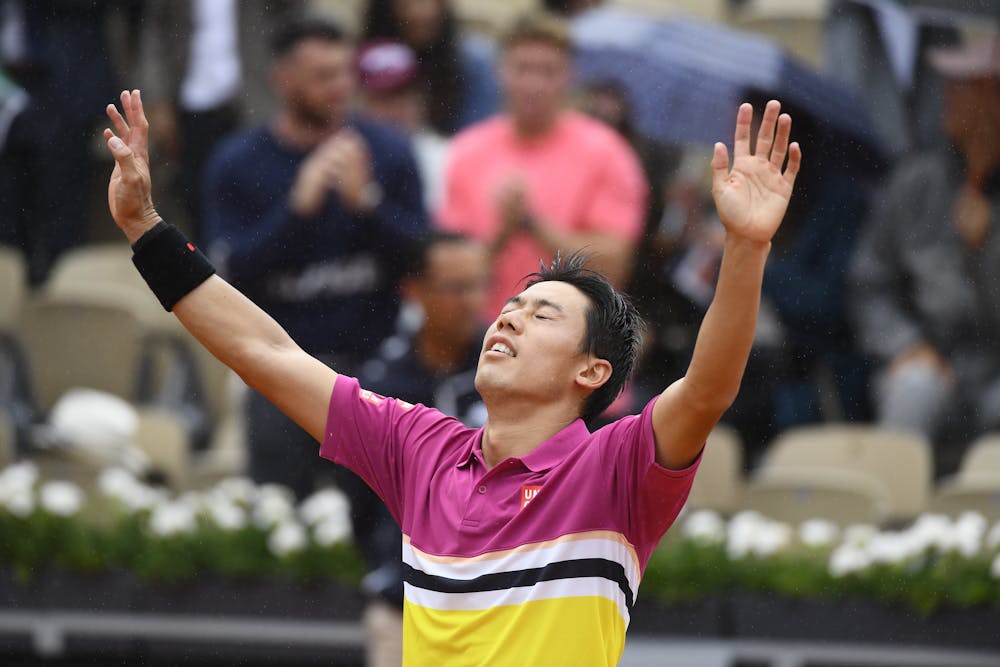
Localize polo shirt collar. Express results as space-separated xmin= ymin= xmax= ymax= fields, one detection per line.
xmin=457 ymin=420 xmax=590 ymax=472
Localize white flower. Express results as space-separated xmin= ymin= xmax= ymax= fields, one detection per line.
xmin=842 ymin=523 xmax=877 ymax=548
xmin=992 ymin=553 xmax=1000 ymax=580
xmin=313 ymin=516 xmax=351 ymax=547
xmin=987 ymin=522 xmax=1000 ymax=551
xmin=949 ymin=512 xmax=986 ymax=559
xmin=149 ymin=501 xmax=197 ymax=537
xmin=268 ymin=521 xmax=307 ymax=557
xmin=907 ymin=514 xmax=952 ymax=553
xmin=3 ymin=488 xmax=34 ymax=518
xmin=681 ymin=509 xmax=726 ymax=545
xmin=252 ymin=485 xmax=295 ymax=529
xmin=830 ymin=544 xmax=871 ymax=577
xmin=0 ymin=461 xmax=38 ymax=493
xmin=39 ymin=480 xmax=84 ymax=517
xmin=726 ymin=511 xmax=791 ymax=559
xmin=205 ymin=498 xmax=246 ymax=532
xmin=751 ymin=521 xmax=792 ymax=558
xmin=98 ymin=468 xmax=164 ymax=514
xmin=866 ymin=532 xmax=915 ymax=565
xmin=299 ymin=487 xmax=351 ymax=527
xmin=214 ymin=477 xmax=257 ymax=506
xmin=799 ymin=519 xmax=839 ymax=549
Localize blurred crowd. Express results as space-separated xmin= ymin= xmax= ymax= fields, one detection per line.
xmin=0 ymin=0 xmax=999 ymax=661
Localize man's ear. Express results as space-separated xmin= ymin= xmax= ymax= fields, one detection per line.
xmin=576 ymin=357 xmax=612 ymax=392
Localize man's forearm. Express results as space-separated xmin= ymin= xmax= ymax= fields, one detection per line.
xmin=681 ymin=234 xmax=770 ymax=412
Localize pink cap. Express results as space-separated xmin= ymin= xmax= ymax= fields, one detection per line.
xmin=356 ymin=40 xmax=419 ymax=93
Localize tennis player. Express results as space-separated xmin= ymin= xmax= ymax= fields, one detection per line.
xmin=103 ymin=89 xmax=799 ymax=665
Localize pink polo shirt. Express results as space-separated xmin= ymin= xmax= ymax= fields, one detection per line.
xmin=320 ymin=375 xmax=699 ymax=666
xmin=437 ymin=111 xmax=646 ymax=317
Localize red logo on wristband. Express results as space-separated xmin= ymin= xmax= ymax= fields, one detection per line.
xmin=187 ymin=243 xmax=195 ymax=252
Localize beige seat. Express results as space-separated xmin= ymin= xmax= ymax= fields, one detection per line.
xmin=17 ymin=296 xmax=146 ymax=413
xmin=0 ymin=410 xmax=15 ymax=468
xmin=0 ymin=245 xmax=27 ymax=331
xmin=135 ymin=407 xmax=192 ymax=489
xmin=760 ymin=424 xmax=930 ymax=522
xmin=932 ymin=434 xmax=1000 ymax=521
xmin=685 ymin=423 xmax=744 ymax=514
xmin=741 ymin=466 xmax=889 ymax=526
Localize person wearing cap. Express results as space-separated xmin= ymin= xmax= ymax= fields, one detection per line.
xmin=848 ymin=36 xmax=1000 ymax=471
xmin=356 ymin=40 xmax=451 ymax=211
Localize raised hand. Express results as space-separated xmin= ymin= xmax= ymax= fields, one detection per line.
xmin=711 ymin=100 xmax=801 ymax=244
xmin=104 ymin=89 xmax=161 ymax=243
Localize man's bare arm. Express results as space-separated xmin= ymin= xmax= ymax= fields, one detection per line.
xmin=104 ymin=90 xmax=336 ymax=443
xmin=651 ymin=101 xmax=801 ymax=470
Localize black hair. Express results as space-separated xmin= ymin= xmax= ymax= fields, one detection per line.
xmin=362 ymin=0 xmax=463 ymax=135
xmin=403 ymin=230 xmax=476 ymax=279
xmin=525 ymin=251 xmax=643 ymax=423
xmin=271 ymin=18 xmax=349 ymax=59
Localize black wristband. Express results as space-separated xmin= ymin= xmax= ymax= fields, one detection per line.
xmin=131 ymin=222 xmax=216 ymax=311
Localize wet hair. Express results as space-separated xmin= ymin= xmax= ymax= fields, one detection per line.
xmin=271 ymin=18 xmax=349 ymax=59
xmin=525 ymin=251 xmax=643 ymax=423
xmin=403 ymin=230 xmax=476 ymax=279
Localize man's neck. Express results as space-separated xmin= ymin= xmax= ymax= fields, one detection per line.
xmin=480 ymin=400 xmax=578 ymax=468
xmin=273 ymin=110 xmax=346 ymax=149
xmin=512 ymin=111 xmax=560 ymax=141
xmin=415 ymin=328 xmax=471 ymax=375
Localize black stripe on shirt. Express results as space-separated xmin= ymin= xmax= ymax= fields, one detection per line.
xmin=402 ymin=558 xmax=635 ymax=610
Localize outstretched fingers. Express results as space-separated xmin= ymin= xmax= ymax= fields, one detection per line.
xmin=106 ymin=102 xmax=129 ymax=141
xmin=122 ymin=89 xmax=150 ymax=160
xmin=710 ymin=141 xmax=730 ymax=191
xmin=732 ymin=103 xmax=753 ymax=158
xmin=783 ymin=142 xmax=802 ymax=185
xmin=769 ymin=113 xmax=792 ymax=169
xmin=754 ymin=100 xmax=781 ymax=159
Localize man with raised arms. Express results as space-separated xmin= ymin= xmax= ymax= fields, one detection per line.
xmin=102 ymin=89 xmax=799 ymax=666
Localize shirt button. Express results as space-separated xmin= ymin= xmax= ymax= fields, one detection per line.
xmin=477 ymin=485 xmax=487 ymax=494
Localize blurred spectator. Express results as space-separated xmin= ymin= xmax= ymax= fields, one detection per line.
xmin=361 ymin=0 xmax=499 ymax=136
xmin=202 ymin=18 xmax=428 ymax=499
xmin=437 ymin=12 xmax=646 ymax=319
xmin=138 ymin=0 xmax=303 ymax=241
xmin=0 ymin=0 xmax=129 ymax=283
xmin=725 ymin=92 xmax=876 ymax=462
xmin=825 ymin=0 xmax=960 ymax=160
xmin=848 ymin=37 xmax=1000 ymax=473
xmin=356 ymin=40 xmax=450 ymax=210
xmin=344 ymin=232 xmax=489 ymax=667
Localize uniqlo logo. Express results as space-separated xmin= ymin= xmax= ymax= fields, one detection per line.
xmin=521 ymin=485 xmax=542 ymax=510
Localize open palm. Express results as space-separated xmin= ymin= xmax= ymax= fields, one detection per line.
xmin=103 ymin=90 xmax=158 ymax=239
xmin=711 ymin=101 xmax=801 ymax=244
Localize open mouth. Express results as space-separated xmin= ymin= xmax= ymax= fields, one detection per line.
xmin=488 ymin=342 xmax=515 ymax=357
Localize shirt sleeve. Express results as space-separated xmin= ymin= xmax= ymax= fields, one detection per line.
xmin=319 ymin=375 xmax=455 ymax=524
xmin=602 ymin=397 xmax=701 ymax=558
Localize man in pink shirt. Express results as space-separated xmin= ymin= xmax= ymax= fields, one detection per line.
xmin=438 ymin=12 xmax=646 ymax=317
xmin=103 ymin=86 xmax=800 ymax=665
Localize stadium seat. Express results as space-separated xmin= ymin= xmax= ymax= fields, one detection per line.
xmin=931 ymin=433 xmax=1000 ymax=521
xmin=17 ymin=296 xmax=146 ymax=413
xmin=685 ymin=423 xmax=744 ymax=515
xmin=743 ymin=424 xmax=932 ymax=524
xmin=741 ymin=466 xmax=889 ymax=526
xmin=0 ymin=409 xmax=14 ymax=468
xmin=135 ymin=407 xmax=192 ymax=489
xmin=0 ymin=245 xmax=27 ymax=331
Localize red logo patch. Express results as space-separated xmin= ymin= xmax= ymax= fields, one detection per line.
xmin=520 ymin=485 xmax=542 ymax=510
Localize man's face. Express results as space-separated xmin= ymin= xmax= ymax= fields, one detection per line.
xmin=363 ymin=87 xmax=426 ymax=133
xmin=274 ymin=39 xmax=355 ymax=127
xmin=393 ymin=0 xmax=444 ymax=50
xmin=500 ymin=41 xmax=571 ymax=131
xmin=475 ymin=280 xmax=595 ymax=408
xmin=410 ymin=241 xmax=490 ymax=343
